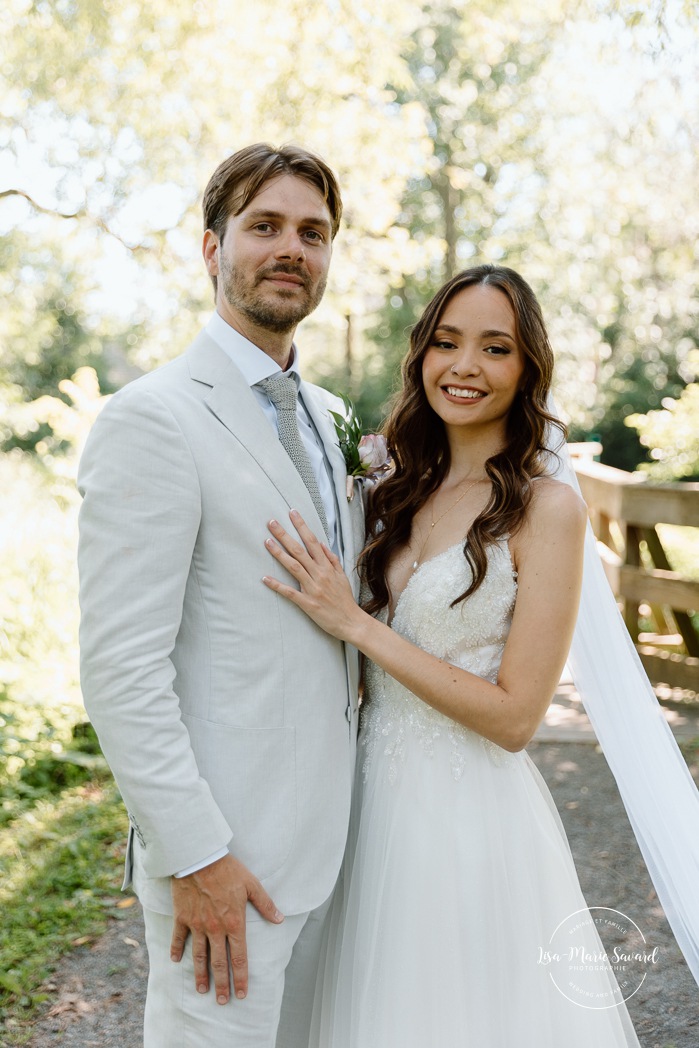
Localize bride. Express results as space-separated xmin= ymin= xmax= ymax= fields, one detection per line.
xmin=262 ymin=265 xmax=675 ymax=1045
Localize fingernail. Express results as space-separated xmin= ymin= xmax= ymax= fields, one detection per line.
xmin=289 ymin=508 xmax=299 ymax=517
xmin=274 ymin=909 xmax=285 ymax=922
xmin=269 ymin=519 xmax=278 ymax=527
xmin=218 ymin=994 xmax=228 ymax=1005
xmin=198 ymin=984 xmax=207 ymax=994
xmin=236 ymin=990 xmax=246 ymax=1000
xmin=265 ymin=538 xmax=276 ymax=550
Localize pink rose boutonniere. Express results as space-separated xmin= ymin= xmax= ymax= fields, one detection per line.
xmin=330 ymin=395 xmax=390 ymax=501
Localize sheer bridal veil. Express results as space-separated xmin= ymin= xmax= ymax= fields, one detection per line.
xmin=549 ymin=412 xmax=699 ymax=986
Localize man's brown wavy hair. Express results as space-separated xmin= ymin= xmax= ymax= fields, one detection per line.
xmin=361 ymin=264 xmax=565 ymax=615
xmin=202 ymin=142 xmax=343 ymax=294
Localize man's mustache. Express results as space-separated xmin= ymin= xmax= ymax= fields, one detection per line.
xmin=257 ymin=265 xmax=309 ymax=289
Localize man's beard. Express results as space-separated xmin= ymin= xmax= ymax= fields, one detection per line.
xmin=220 ymin=257 xmax=326 ymax=334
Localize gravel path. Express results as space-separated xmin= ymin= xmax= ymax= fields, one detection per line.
xmin=24 ymin=741 xmax=699 ymax=1048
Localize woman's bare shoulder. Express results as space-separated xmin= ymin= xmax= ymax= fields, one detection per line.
xmin=529 ymin=475 xmax=588 ymax=524
xmin=511 ymin=478 xmax=587 ymax=563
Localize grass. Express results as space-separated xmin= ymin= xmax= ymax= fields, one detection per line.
xmin=0 ymin=777 xmax=128 ymax=1045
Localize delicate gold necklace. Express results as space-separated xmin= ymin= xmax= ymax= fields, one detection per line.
xmin=411 ymin=478 xmax=481 ymax=572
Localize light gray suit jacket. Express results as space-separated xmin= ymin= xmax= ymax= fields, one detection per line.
xmin=78 ymin=332 xmax=363 ymax=917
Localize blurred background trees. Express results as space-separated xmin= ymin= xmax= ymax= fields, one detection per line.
xmin=2 ymin=0 xmax=698 ymax=460
xmin=1 ymin=0 xmax=698 ymax=772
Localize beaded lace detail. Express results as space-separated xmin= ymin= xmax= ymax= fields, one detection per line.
xmin=361 ymin=540 xmax=518 ymax=783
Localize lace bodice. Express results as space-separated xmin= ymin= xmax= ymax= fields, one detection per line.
xmin=362 ymin=539 xmax=518 ymax=782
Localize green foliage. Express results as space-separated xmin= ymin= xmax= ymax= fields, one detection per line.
xmin=0 ymin=370 xmax=110 ymax=826
xmin=17 ymin=721 xmax=106 ymax=795
xmin=353 ymin=1 xmax=562 ymax=426
xmin=0 ymin=780 xmax=128 ymax=1032
xmin=626 ymin=352 xmax=699 ymax=480
xmin=0 ymin=0 xmax=425 ymax=391
xmin=2 ymin=0 xmax=698 ymax=470
xmin=0 ymin=449 xmax=81 ymax=799
xmin=330 ymin=396 xmax=367 ymax=476
xmin=350 ymin=2 xmax=699 ymax=470
xmin=0 ymin=693 xmax=103 ymax=826
xmin=567 ymin=344 xmax=687 ymax=472
xmin=0 ymin=366 xmax=126 ymax=1039
xmin=0 ymin=232 xmax=121 ymax=453
xmin=392 ymin=1 xmax=556 ymax=277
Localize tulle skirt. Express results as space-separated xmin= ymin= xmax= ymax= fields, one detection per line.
xmin=309 ymin=722 xmax=642 ymax=1047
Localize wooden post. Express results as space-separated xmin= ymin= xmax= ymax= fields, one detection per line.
xmin=622 ymin=525 xmax=642 ymax=642
xmin=573 ymin=458 xmax=699 ymax=690
xmin=643 ymin=527 xmax=699 ymax=658
xmin=598 ymin=511 xmax=612 ymax=550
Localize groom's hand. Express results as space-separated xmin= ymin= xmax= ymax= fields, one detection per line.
xmin=170 ymin=852 xmax=284 ymax=1004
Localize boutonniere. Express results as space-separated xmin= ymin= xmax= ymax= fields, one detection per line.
xmin=330 ymin=395 xmax=390 ymax=501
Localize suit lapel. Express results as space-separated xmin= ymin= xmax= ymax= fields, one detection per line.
xmin=300 ymin=382 xmax=357 ymax=578
xmin=302 ymin=382 xmax=362 ymax=710
xmin=186 ymin=335 xmax=327 ymax=535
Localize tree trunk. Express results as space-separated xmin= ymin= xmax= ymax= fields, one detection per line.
xmin=435 ymin=175 xmax=458 ymax=282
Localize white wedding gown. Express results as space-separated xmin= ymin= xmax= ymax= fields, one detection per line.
xmin=309 ymin=540 xmax=642 ymax=1047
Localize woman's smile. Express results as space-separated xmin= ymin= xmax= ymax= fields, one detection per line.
xmin=422 ymin=283 xmax=524 ymax=434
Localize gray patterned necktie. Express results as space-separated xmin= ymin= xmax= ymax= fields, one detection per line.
xmin=258 ymin=373 xmax=329 ymax=537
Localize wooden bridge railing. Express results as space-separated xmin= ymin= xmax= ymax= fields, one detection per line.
xmin=570 ymin=447 xmax=699 ymax=694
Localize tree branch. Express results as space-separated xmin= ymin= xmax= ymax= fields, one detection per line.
xmin=0 ymin=188 xmax=152 ymax=254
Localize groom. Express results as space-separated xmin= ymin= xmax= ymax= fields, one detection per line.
xmin=78 ymin=143 xmax=362 ymax=1047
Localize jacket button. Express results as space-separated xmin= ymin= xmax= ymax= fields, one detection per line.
xmin=345 ymin=705 xmax=352 ymax=723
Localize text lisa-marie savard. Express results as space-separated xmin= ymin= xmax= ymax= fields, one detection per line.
xmin=537 ymin=946 xmax=659 ymax=967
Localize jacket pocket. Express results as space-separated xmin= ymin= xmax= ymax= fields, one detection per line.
xmin=181 ymin=716 xmax=297 ymax=880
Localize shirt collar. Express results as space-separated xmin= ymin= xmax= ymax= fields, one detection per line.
xmin=205 ymin=312 xmax=301 ymax=388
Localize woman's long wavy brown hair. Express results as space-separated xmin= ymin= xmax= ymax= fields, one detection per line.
xmin=361 ymin=264 xmax=565 ymax=614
